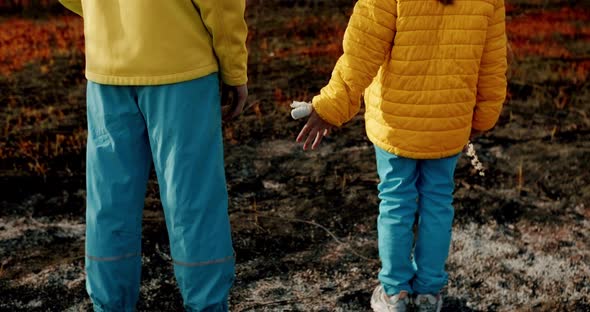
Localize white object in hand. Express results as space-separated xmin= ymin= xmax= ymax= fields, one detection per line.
xmin=290 ymin=101 xmax=312 ymax=120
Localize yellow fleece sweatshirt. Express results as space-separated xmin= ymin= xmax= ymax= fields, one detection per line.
xmin=59 ymin=0 xmax=248 ymax=86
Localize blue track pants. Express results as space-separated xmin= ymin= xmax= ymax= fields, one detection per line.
xmin=85 ymin=73 xmax=234 ymax=312
xmin=375 ymin=145 xmax=459 ymax=296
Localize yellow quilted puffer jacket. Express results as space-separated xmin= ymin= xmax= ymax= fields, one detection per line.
xmin=312 ymin=0 xmax=508 ymax=159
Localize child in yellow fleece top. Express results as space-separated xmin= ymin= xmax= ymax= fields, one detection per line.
xmin=297 ymin=0 xmax=507 ymax=310
xmin=59 ymin=1 xmax=248 ymax=311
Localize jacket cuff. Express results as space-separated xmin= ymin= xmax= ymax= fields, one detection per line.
xmin=221 ymin=72 xmax=248 ymax=86
xmin=472 ymin=116 xmax=498 ymax=132
xmin=312 ymin=96 xmax=343 ymax=127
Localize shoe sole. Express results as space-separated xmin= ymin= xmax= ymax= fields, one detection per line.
xmin=370 ymin=290 xmax=390 ymax=312
xmin=370 ymin=300 xmax=389 ymax=312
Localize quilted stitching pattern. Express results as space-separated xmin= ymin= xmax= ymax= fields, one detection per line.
xmin=312 ymin=0 xmax=507 ymax=159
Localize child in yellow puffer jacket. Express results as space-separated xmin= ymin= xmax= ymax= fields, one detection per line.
xmin=296 ymin=0 xmax=507 ymax=310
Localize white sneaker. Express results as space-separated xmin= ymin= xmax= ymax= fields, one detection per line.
xmin=370 ymin=285 xmax=410 ymax=312
xmin=414 ymin=294 xmax=443 ymax=312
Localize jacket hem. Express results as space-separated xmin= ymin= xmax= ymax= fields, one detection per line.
xmin=85 ymin=64 xmax=219 ymax=86
xmin=366 ymin=130 xmax=465 ymax=160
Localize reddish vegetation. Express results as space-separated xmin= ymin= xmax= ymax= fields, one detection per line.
xmin=1 ymin=2 xmax=589 ymax=311
xmin=0 ymin=0 xmax=54 ymax=9
xmin=507 ymin=7 xmax=590 ymax=58
xmin=259 ymin=16 xmax=346 ymax=61
xmin=0 ymin=16 xmax=83 ymax=75
xmin=0 ymin=6 xmax=588 ymax=75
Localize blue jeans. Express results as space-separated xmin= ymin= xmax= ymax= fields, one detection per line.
xmin=375 ymin=145 xmax=459 ymax=295
xmin=85 ymin=73 xmax=234 ymax=312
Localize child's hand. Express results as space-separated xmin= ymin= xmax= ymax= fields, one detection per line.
xmin=221 ymin=83 xmax=248 ymax=121
xmin=296 ymin=110 xmax=333 ymax=151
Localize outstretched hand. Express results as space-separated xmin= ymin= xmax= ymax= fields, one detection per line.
xmin=221 ymin=83 xmax=248 ymax=121
xmin=296 ymin=110 xmax=333 ymax=150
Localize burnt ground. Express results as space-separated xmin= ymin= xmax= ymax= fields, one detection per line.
xmin=1 ymin=0 xmax=589 ymax=311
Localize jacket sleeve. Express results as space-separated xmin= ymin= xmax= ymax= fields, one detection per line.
xmin=193 ymin=0 xmax=248 ymax=86
xmin=312 ymin=0 xmax=397 ymax=127
xmin=58 ymin=0 xmax=83 ymax=17
xmin=473 ymin=0 xmax=508 ymax=131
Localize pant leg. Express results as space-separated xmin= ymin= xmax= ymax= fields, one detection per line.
xmin=374 ymin=145 xmax=419 ymax=295
xmin=413 ymin=154 xmax=460 ymax=295
xmin=138 ymin=73 xmax=234 ymax=312
xmin=85 ymin=81 xmax=151 ymax=312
